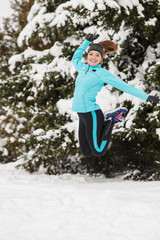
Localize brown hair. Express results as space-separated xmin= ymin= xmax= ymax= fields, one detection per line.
xmin=98 ymin=40 xmax=118 ymax=58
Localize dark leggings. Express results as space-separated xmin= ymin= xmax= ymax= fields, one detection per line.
xmin=78 ymin=109 xmax=114 ymax=157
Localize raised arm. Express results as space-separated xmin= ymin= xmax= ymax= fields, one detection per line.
xmin=72 ymin=40 xmax=90 ymax=72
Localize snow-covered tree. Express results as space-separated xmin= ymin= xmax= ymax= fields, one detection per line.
xmin=0 ymin=0 xmax=160 ymax=179
xmin=0 ymin=0 xmax=34 ymax=162
xmin=108 ymin=0 xmax=160 ymax=180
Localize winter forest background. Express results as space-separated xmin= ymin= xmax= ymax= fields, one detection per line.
xmin=0 ymin=0 xmax=160 ymax=180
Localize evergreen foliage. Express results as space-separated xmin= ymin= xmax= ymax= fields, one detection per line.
xmin=0 ymin=0 xmax=160 ymax=180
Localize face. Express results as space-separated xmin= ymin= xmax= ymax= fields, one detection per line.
xmin=87 ymin=50 xmax=102 ymax=66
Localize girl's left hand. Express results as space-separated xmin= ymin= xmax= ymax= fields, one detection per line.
xmin=147 ymin=95 xmax=160 ymax=103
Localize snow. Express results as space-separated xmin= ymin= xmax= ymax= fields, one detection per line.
xmin=145 ymin=17 xmax=157 ymax=26
xmin=0 ymin=162 xmax=160 ymax=240
xmin=156 ymin=128 xmax=160 ymax=139
xmin=118 ymin=0 xmax=139 ymax=9
xmin=18 ymin=12 xmax=54 ymax=47
xmin=27 ymin=1 xmax=44 ymax=22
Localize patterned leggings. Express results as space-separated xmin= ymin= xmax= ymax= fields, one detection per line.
xmin=78 ymin=109 xmax=114 ymax=157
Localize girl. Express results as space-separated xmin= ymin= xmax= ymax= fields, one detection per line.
xmin=72 ymin=34 xmax=159 ymax=157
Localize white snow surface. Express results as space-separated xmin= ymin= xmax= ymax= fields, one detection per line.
xmin=0 ymin=162 xmax=160 ymax=240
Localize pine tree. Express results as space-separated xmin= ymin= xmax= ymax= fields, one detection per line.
xmin=106 ymin=0 xmax=160 ymax=180
xmin=0 ymin=0 xmax=34 ymax=162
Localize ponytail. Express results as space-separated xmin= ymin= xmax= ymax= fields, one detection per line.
xmin=98 ymin=40 xmax=118 ymax=58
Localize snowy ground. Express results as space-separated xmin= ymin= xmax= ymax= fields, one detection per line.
xmin=0 ymin=163 xmax=160 ymax=240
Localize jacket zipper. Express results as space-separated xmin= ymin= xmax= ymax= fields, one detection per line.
xmin=85 ymin=65 xmax=90 ymax=74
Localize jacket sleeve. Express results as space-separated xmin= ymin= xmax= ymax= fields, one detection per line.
xmin=101 ymin=69 xmax=149 ymax=100
xmin=72 ymin=39 xmax=91 ymax=72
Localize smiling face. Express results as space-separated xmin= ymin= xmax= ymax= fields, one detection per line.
xmin=87 ymin=50 xmax=102 ymax=66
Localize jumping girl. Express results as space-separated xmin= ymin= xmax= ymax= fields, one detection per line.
xmin=72 ymin=34 xmax=159 ymax=157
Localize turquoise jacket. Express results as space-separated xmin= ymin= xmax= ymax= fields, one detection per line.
xmin=72 ymin=40 xmax=148 ymax=113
